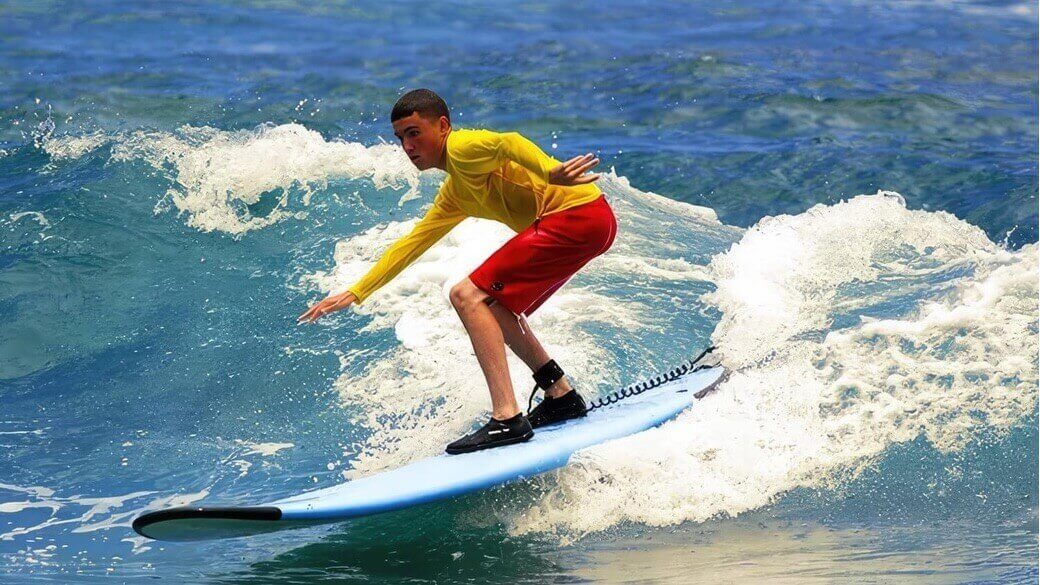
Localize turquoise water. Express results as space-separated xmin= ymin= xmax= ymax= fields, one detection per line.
xmin=0 ymin=1 xmax=1036 ymax=582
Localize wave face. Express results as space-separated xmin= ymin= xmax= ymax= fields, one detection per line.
xmin=51 ymin=123 xmax=1033 ymax=537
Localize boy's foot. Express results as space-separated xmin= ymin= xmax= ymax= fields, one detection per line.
xmin=527 ymin=389 xmax=587 ymax=429
xmin=445 ymin=413 xmax=534 ymax=455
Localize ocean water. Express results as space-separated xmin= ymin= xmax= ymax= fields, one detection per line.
xmin=0 ymin=1 xmax=1036 ymax=583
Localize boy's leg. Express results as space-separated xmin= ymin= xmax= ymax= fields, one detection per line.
xmin=484 ymin=298 xmax=574 ymax=399
xmin=449 ymin=278 xmax=520 ymax=420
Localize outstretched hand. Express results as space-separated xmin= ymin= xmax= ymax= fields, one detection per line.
xmin=548 ymin=153 xmax=601 ymax=186
xmin=298 ymin=291 xmax=358 ymax=323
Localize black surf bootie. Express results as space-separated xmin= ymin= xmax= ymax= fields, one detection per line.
xmin=445 ymin=413 xmax=534 ymax=455
xmin=527 ymin=359 xmax=588 ymax=429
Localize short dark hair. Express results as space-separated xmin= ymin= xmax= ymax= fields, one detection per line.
xmin=391 ymin=89 xmax=450 ymax=124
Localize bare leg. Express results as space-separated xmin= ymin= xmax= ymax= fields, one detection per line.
xmin=449 ymin=278 xmax=574 ymax=421
xmin=485 ymin=295 xmax=574 ymax=399
xmin=449 ymin=278 xmax=519 ymax=419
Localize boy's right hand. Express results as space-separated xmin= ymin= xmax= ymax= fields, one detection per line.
xmin=549 ymin=153 xmax=601 ymax=186
xmin=298 ymin=291 xmax=358 ymax=323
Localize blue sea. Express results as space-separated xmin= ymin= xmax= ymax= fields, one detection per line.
xmin=1 ymin=1 xmax=1036 ymax=582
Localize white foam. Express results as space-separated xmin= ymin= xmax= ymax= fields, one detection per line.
xmin=49 ymin=119 xmax=1032 ymax=539
xmin=0 ymin=483 xmax=160 ymax=542
xmin=507 ymin=192 xmax=1036 ymax=538
xmin=233 ymin=439 xmax=294 ymax=457
xmin=21 ymin=123 xmax=1038 ymax=544
xmin=41 ymin=131 xmax=108 ymax=161
xmin=7 ymin=211 xmax=55 ymax=244
xmin=105 ymin=123 xmax=424 ymax=235
xmin=47 ymin=127 xmax=732 ymax=246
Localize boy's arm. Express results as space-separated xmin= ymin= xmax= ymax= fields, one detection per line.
xmin=457 ymin=129 xmax=600 ymax=186
xmin=346 ymin=182 xmax=466 ymax=305
xmin=495 ymin=131 xmax=558 ymax=180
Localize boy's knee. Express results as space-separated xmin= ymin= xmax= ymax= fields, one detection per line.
xmin=449 ymin=279 xmax=489 ymax=308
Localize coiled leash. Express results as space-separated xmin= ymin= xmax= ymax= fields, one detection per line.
xmin=527 ymin=346 xmax=718 ymax=415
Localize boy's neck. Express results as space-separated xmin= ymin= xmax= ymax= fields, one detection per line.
xmin=433 ymin=128 xmax=451 ymax=171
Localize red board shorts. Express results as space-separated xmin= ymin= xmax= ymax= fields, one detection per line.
xmin=469 ymin=194 xmax=618 ymax=326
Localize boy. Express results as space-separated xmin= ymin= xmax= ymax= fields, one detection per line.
xmin=299 ymin=89 xmax=618 ymax=454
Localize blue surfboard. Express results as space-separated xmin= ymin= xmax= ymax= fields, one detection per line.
xmin=133 ymin=349 xmax=724 ymax=541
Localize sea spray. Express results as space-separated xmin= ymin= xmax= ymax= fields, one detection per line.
xmin=509 ymin=192 xmax=1037 ymax=537
xmin=44 ymin=123 xmax=424 ymax=234
xmin=37 ymin=125 xmax=1038 ymax=539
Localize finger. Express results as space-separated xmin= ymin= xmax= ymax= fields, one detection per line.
xmin=307 ymin=308 xmax=325 ymax=323
xmin=565 ymin=155 xmax=597 ymax=175
xmin=558 ymin=157 xmax=580 ymax=173
xmin=299 ymin=301 xmax=328 ymax=323
xmin=565 ymin=150 xmax=590 ymax=167
xmin=562 ymin=153 xmax=594 ymax=172
xmin=570 ymin=158 xmax=600 ymax=176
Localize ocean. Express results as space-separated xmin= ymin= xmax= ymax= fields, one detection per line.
xmin=0 ymin=1 xmax=1036 ymax=582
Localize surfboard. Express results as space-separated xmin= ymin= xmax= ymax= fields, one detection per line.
xmin=133 ymin=348 xmax=724 ymax=541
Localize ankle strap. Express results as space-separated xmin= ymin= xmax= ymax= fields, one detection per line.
xmin=532 ymin=359 xmax=564 ymax=391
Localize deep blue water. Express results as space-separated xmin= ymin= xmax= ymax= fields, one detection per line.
xmin=0 ymin=1 xmax=1036 ymax=583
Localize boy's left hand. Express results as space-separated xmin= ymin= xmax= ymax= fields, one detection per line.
xmin=298 ymin=291 xmax=357 ymax=323
xmin=549 ymin=153 xmax=601 ymax=186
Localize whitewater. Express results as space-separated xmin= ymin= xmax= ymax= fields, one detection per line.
xmin=6 ymin=123 xmax=1031 ymax=554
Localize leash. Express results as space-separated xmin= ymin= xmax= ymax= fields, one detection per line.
xmin=585 ymin=345 xmax=718 ymax=412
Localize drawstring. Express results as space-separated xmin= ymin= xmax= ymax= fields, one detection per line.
xmin=516 ymin=312 xmax=527 ymax=336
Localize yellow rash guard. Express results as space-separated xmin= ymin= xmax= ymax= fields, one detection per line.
xmin=345 ymin=128 xmax=602 ymax=305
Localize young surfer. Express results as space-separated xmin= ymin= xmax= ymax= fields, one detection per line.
xmin=299 ymin=89 xmax=618 ymax=454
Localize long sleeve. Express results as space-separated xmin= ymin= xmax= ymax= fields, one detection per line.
xmin=346 ymin=181 xmax=466 ymax=305
xmin=496 ymin=131 xmax=558 ymax=180
xmin=449 ymin=129 xmax=557 ymax=180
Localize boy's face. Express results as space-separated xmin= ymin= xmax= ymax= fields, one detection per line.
xmin=392 ymin=112 xmax=450 ymax=171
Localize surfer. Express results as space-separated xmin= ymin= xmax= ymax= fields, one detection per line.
xmin=299 ymin=89 xmax=618 ymax=454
